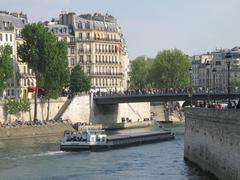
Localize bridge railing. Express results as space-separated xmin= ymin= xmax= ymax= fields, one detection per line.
xmin=93 ymin=88 xmax=236 ymax=97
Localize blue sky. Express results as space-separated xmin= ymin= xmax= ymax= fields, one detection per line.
xmin=2 ymin=0 xmax=240 ymax=59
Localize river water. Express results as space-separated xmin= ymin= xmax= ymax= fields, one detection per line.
xmin=0 ymin=127 xmax=211 ymax=180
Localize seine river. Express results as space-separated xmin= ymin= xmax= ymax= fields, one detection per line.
xmin=0 ymin=127 xmax=211 ymax=180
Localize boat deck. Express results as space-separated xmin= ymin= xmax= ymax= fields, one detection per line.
xmin=107 ymin=130 xmax=172 ymax=141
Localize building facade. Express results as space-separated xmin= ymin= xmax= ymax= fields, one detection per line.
xmin=57 ymin=12 xmax=129 ymax=91
xmin=0 ymin=11 xmax=33 ymax=99
xmin=191 ymin=47 xmax=240 ymax=93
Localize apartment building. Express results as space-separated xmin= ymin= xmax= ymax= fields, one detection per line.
xmin=0 ymin=11 xmax=33 ymax=98
xmin=46 ymin=22 xmax=76 ymax=69
xmin=191 ymin=47 xmax=240 ymax=93
xmin=57 ymin=12 xmax=129 ymax=91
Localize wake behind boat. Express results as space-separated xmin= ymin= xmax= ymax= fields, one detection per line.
xmin=60 ymin=127 xmax=175 ymax=152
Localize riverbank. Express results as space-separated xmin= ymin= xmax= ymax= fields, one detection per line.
xmin=0 ymin=123 xmax=74 ymax=140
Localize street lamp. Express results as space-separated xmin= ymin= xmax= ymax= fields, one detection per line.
xmin=212 ymin=68 xmax=217 ymax=95
xmin=205 ymin=61 xmax=211 ymax=106
xmin=189 ymin=67 xmax=193 ymax=107
xmin=225 ymin=52 xmax=232 ymax=108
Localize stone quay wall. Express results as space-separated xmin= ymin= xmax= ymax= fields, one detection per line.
xmin=0 ymin=97 xmax=67 ymax=123
xmin=0 ymin=124 xmax=74 ymax=140
xmin=184 ymin=108 xmax=240 ymax=180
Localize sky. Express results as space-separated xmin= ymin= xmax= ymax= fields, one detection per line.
xmin=2 ymin=0 xmax=240 ymax=60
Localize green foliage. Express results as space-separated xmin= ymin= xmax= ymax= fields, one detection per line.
xmin=18 ymin=23 xmax=70 ymax=99
xmin=5 ymin=99 xmax=21 ymax=115
xmin=18 ymin=23 xmax=70 ymax=120
xmin=70 ymin=65 xmax=91 ymax=93
xmin=130 ymin=49 xmax=191 ymax=89
xmin=0 ymin=45 xmax=13 ymax=95
xmin=151 ymin=49 xmax=190 ymax=88
xmin=130 ymin=56 xmax=153 ymax=89
xmin=43 ymin=40 xmax=70 ymax=99
xmin=18 ymin=23 xmax=57 ymax=77
xmin=20 ymin=97 xmax=31 ymax=113
xmin=231 ymin=80 xmax=240 ymax=87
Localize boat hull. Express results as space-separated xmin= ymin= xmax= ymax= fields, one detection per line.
xmin=60 ymin=131 xmax=174 ymax=152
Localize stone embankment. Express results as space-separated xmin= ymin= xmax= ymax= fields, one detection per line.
xmin=184 ymin=108 xmax=240 ymax=180
xmin=0 ymin=123 xmax=74 ymax=140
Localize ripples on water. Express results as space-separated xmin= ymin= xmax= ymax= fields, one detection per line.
xmin=0 ymin=128 xmax=211 ymax=180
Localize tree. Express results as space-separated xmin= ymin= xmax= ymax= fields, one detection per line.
xmin=151 ymin=49 xmax=190 ymax=88
xmin=5 ymin=98 xmax=21 ymax=118
xmin=43 ymin=40 xmax=70 ymax=121
xmin=230 ymin=80 xmax=240 ymax=92
xmin=0 ymin=45 xmax=13 ymax=96
xmin=20 ymin=97 xmax=31 ymax=121
xmin=18 ymin=23 xmax=59 ymax=122
xmin=130 ymin=56 xmax=153 ymax=89
xmin=70 ymin=65 xmax=91 ymax=93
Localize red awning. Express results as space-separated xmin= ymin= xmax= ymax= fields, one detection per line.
xmin=28 ymin=86 xmax=45 ymax=93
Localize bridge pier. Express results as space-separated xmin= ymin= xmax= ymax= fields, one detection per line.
xmin=93 ymin=102 xmax=151 ymax=127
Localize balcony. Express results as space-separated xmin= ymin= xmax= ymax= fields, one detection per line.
xmin=18 ymin=72 xmax=35 ymax=78
xmin=91 ymin=72 xmax=123 ymax=76
xmin=78 ymin=37 xmax=94 ymax=42
xmin=68 ymin=40 xmax=75 ymax=45
xmin=95 ymin=61 xmax=119 ymax=65
xmin=94 ymin=37 xmax=121 ymax=43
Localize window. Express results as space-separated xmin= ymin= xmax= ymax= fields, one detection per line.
xmin=87 ymin=55 xmax=91 ymax=63
xmin=71 ymin=58 xmax=75 ymax=66
xmin=87 ymin=66 xmax=91 ymax=74
xmin=79 ymin=33 xmax=82 ymax=40
xmin=5 ymin=34 xmax=8 ymax=41
xmin=71 ymin=47 xmax=74 ymax=54
xmin=85 ymin=22 xmax=90 ymax=29
xmin=0 ymin=34 xmax=2 ymax=41
xmin=86 ymin=32 xmax=90 ymax=40
xmin=10 ymin=34 xmax=12 ymax=42
xmin=80 ymin=55 xmax=84 ymax=63
xmin=78 ymin=22 xmax=83 ymax=29
xmin=11 ymin=89 xmax=14 ymax=96
xmin=70 ymin=37 xmax=74 ymax=43
xmin=79 ymin=44 xmax=84 ymax=52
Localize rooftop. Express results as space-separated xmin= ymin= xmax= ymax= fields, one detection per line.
xmin=0 ymin=11 xmax=27 ymax=31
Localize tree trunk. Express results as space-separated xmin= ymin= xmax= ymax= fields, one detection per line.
xmin=46 ymin=98 xmax=50 ymax=121
xmin=29 ymin=110 xmax=32 ymax=122
xmin=33 ymin=86 xmax=38 ymax=123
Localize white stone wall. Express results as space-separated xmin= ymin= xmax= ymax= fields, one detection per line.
xmin=61 ymin=95 xmax=90 ymax=124
xmin=117 ymin=102 xmax=150 ymax=123
xmin=0 ymin=95 xmax=151 ymax=127
xmin=184 ymin=108 xmax=240 ymax=180
xmin=0 ymin=97 xmax=67 ymax=123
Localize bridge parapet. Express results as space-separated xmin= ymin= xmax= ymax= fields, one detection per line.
xmin=94 ymin=93 xmax=240 ymax=105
